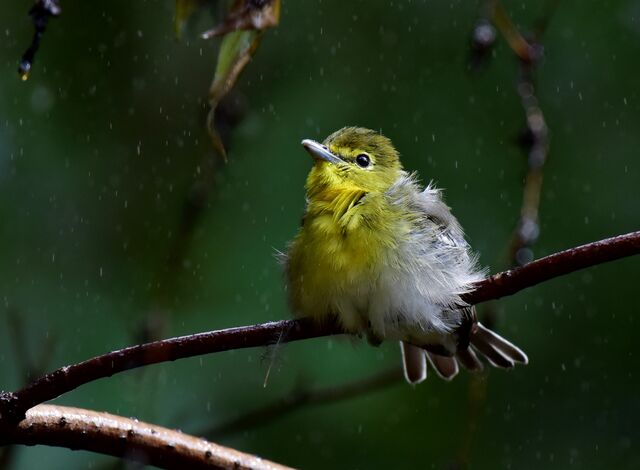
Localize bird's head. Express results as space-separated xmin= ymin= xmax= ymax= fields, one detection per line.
xmin=302 ymin=127 xmax=403 ymax=197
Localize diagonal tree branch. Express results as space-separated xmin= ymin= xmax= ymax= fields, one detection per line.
xmin=466 ymin=231 xmax=639 ymax=305
xmin=1 ymin=231 xmax=638 ymax=423
xmin=0 ymin=404 xmax=292 ymax=470
xmin=0 ymin=318 xmax=336 ymax=424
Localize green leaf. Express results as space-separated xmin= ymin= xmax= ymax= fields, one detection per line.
xmin=202 ymin=0 xmax=281 ymax=157
xmin=207 ymin=29 xmax=261 ymax=159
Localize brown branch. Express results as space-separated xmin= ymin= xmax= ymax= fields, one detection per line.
xmin=489 ymin=0 xmax=536 ymax=62
xmin=1 ymin=231 xmax=638 ymax=423
xmin=0 ymin=405 xmax=292 ymax=470
xmin=504 ymin=1 xmax=559 ymax=266
xmin=0 ymin=318 xmax=339 ymax=423
xmin=205 ymin=368 xmax=403 ymax=440
xmin=465 ymin=232 xmax=640 ymax=304
xmin=508 ymin=61 xmax=548 ymax=265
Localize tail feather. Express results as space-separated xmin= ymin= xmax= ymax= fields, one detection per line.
xmin=426 ymin=352 xmax=459 ymax=381
xmin=400 ymin=341 xmax=427 ymax=384
xmin=400 ymin=322 xmax=527 ymax=383
xmin=470 ymin=322 xmax=528 ymax=368
xmin=473 ymin=322 xmax=528 ymax=364
xmin=456 ymin=347 xmax=484 ymax=372
xmin=471 ymin=340 xmax=514 ymax=368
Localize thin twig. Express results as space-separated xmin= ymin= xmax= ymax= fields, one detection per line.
xmin=18 ymin=0 xmax=61 ymax=80
xmin=489 ymin=0 xmax=536 ymax=62
xmin=506 ymin=58 xmax=547 ymax=264
xmin=505 ymin=0 xmax=559 ymax=266
xmin=0 ymin=231 xmax=638 ymax=423
xmin=205 ymin=368 xmax=403 ymax=439
xmin=0 ymin=405 xmax=292 ymax=470
xmin=459 ymin=3 xmax=560 ymax=465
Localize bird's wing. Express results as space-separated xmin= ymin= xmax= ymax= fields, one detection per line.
xmin=385 ymin=173 xmax=485 ymax=309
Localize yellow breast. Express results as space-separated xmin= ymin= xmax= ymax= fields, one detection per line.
xmin=286 ymin=186 xmax=408 ymax=324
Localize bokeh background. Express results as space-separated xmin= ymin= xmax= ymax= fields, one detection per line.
xmin=1 ymin=1 xmax=639 ymax=468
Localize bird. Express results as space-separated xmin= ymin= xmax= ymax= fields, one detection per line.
xmin=283 ymin=127 xmax=527 ymax=383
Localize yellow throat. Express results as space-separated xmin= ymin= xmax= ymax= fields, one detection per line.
xmin=286 ymin=127 xmax=410 ymax=322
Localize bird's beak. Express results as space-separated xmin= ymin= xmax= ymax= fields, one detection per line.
xmin=301 ymin=139 xmax=344 ymax=164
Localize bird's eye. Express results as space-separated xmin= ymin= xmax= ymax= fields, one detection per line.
xmin=355 ymin=154 xmax=370 ymax=168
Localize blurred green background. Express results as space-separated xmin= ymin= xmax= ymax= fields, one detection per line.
xmin=1 ymin=0 xmax=639 ymax=468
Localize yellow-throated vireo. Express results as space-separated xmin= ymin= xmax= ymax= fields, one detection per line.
xmin=284 ymin=127 xmax=527 ymax=383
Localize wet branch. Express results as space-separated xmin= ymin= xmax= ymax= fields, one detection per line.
xmin=0 ymin=231 xmax=637 ymax=424
xmin=0 ymin=404 xmax=292 ymax=470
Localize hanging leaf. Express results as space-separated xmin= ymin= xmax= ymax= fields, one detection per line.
xmin=202 ymin=0 xmax=281 ymax=39
xmin=204 ymin=0 xmax=281 ymax=158
xmin=207 ymin=29 xmax=261 ymax=159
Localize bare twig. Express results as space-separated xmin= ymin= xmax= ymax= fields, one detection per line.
xmin=460 ymin=3 xmax=561 ymax=465
xmin=489 ymin=0 xmax=536 ymax=62
xmin=201 ymin=0 xmax=281 ymax=39
xmin=0 ymin=231 xmax=637 ymax=423
xmin=0 ymin=405 xmax=292 ymax=470
xmin=205 ymin=368 xmax=403 ymax=439
xmin=504 ymin=0 xmax=560 ymax=266
xmin=18 ymin=0 xmax=61 ymax=80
